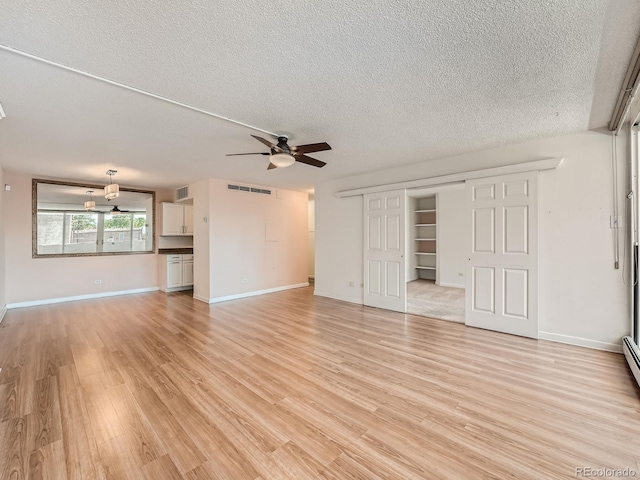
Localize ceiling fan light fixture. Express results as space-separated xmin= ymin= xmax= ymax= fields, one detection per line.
xmin=227 ymin=135 xmax=330 ymax=169
xmin=270 ymin=153 xmax=295 ymax=168
xmin=104 ymin=170 xmax=120 ymax=200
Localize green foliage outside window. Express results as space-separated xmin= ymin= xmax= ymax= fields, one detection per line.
xmin=104 ymin=215 xmax=132 ymax=230
xmin=69 ymin=214 xmax=145 ymax=231
xmin=70 ymin=214 xmax=97 ymax=232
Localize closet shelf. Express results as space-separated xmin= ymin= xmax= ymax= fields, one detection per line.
xmin=414 ymin=197 xmax=437 ymax=280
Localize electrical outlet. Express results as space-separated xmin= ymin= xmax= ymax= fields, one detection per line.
xmin=349 ymin=281 xmax=355 ymax=287
xmin=242 ymin=278 xmax=248 ymax=283
xmin=95 ymin=280 xmax=102 ymax=284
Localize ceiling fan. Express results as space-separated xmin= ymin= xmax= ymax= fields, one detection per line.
xmin=95 ymin=205 xmax=130 ymax=215
xmin=227 ymin=135 xmax=331 ymax=170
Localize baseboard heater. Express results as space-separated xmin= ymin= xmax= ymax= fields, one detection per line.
xmin=623 ymin=336 xmax=640 ymax=388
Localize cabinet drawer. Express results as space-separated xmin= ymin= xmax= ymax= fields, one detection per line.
xmin=182 ymin=254 xmax=194 ymax=261
xmin=166 ymin=254 xmax=182 ymax=261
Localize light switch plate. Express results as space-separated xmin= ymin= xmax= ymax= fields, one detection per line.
xmin=610 ymin=216 xmax=620 ymax=229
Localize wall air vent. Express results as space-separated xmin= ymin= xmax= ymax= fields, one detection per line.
xmin=175 ymin=185 xmax=189 ymax=201
xmin=227 ymin=183 xmax=271 ymax=195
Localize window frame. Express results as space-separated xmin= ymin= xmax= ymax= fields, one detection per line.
xmin=32 ymin=178 xmax=156 ymax=258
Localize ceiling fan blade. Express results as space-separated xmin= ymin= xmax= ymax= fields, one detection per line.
xmin=267 ymin=162 xmax=277 ymax=170
xmin=295 ymin=154 xmax=326 ymax=168
xmin=291 ymin=142 xmax=331 ymax=154
xmin=226 ymin=152 xmax=270 ymax=156
xmin=252 ymin=135 xmax=287 ymax=153
xmin=251 ymin=135 xmax=275 ymax=148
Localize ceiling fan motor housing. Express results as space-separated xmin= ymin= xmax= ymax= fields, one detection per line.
xmin=276 ymin=136 xmax=290 ymax=151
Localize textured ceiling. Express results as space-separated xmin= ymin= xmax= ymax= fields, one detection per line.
xmin=589 ymin=0 xmax=640 ymax=129
xmin=0 ymin=0 xmax=635 ymax=191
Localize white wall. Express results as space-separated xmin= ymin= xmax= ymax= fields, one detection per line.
xmin=308 ymin=197 xmax=315 ymax=279
xmin=206 ymin=179 xmax=308 ymax=301
xmin=4 ymin=171 xmax=172 ymax=304
xmin=437 ymin=187 xmax=466 ymax=288
xmin=0 ymin=167 xmax=6 ymax=316
xmin=316 ymin=130 xmax=629 ymax=351
xmin=190 ymin=179 xmax=210 ymax=303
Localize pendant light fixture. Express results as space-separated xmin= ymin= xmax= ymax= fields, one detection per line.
xmin=104 ymin=170 xmax=119 ymax=200
xmin=84 ymin=190 xmax=96 ymax=211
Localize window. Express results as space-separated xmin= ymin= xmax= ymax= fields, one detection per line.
xmin=36 ymin=212 xmax=64 ymax=254
xmin=65 ymin=213 xmax=99 ymax=254
xmin=36 ymin=211 xmax=149 ymax=255
xmin=34 ymin=180 xmax=155 ymax=258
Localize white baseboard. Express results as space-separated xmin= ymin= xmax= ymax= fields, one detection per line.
xmin=436 ymin=281 xmax=465 ymax=289
xmin=539 ymin=331 xmax=622 ymax=353
xmin=313 ymin=290 xmax=363 ymax=305
xmin=209 ymin=283 xmax=309 ymax=304
xmin=0 ymin=304 xmax=7 ymax=324
xmin=7 ymin=287 xmax=161 ymax=309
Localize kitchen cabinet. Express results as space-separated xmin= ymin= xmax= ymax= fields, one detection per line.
xmin=182 ymin=259 xmax=194 ymax=286
xmin=161 ymin=203 xmax=193 ymax=236
xmin=159 ymin=254 xmax=194 ymax=292
xmin=184 ymin=205 xmax=194 ymax=235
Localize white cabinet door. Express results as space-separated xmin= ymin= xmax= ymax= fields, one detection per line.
xmin=363 ymin=189 xmax=406 ymax=313
xmin=162 ymin=203 xmax=185 ymax=235
xmin=182 ymin=260 xmax=194 ymax=286
xmin=184 ymin=205 xmax=194 ymax=235
xmin=465 ymin=172 xmax=538 ymax=338
xmin=167 ymin=260 xmax=183 ymax=288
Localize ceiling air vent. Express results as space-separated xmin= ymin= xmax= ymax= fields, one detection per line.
xmin=175 ymin=185 xmax=189 ymax=201
xmin=227 ymin=183 xmax=271 ymax=195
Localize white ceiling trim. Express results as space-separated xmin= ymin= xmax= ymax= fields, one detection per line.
xmin=334 ymin=158 xmax=563 ymax=198
xmin=0 ymin=43 xmax=279 ymax=137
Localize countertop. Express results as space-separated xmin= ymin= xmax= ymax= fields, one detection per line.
xmin=158 ymin=248 xmax=194 ymax=255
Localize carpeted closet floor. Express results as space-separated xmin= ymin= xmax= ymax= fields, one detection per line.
xmin=407 ymin=279 xmax=465 ymax=322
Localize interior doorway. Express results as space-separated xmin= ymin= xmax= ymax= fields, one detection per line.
xmin=406 ymin=185 xmax=466 ymax=322
xmin=308 ymin=194 xmax=315 ymax=285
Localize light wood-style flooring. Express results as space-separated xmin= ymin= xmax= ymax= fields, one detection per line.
xmin=0 ymin=287 xmax=639 ymax=479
